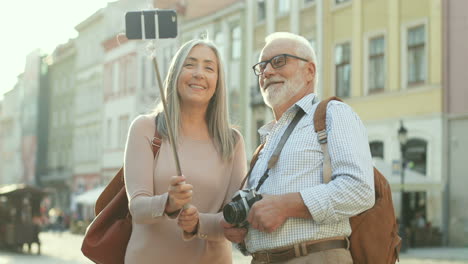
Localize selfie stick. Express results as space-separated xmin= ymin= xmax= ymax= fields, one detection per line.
xmin=152 ymin=58 xmax=183 ymax=177
xmin=148 ymin=12 xmax=189 ymax=211
xmin=142 ymin=11 xmax=182 ymax=177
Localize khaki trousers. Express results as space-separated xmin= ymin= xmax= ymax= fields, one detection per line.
xmin=250 ymin=248 xmax=353 ymax=264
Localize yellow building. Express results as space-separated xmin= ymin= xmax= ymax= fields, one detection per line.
xmin=247 ymin=0 xmax=444 ymax=246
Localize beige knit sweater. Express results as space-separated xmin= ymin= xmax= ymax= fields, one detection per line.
xmin=123 ymin=114 xmax=247 ymax=264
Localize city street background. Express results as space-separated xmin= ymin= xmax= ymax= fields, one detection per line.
xmin=0 ymin=231 xmax=467 ymax=264
xmin=1 ymin=0 xmax=468 ymax=262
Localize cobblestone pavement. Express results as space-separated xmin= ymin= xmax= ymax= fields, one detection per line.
xmin=0 ymin=231 xmax=466 ymax=264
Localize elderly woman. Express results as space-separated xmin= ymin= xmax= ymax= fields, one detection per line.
xmin=123 ymin=39 xmax=247 ymax=263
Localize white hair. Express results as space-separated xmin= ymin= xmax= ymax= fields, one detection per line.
xmin=264 ymin=32 xmax=318 ymax=90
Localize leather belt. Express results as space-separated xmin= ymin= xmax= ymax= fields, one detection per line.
xmin=252 ymin=238 xmax=349 ymax=263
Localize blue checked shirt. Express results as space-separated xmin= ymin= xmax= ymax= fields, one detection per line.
xmin=245 ymin=93 xmax=375 ymax=253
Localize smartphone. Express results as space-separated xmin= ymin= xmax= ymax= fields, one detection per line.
xmin=125 ymin=9 xmax=178 ymax=39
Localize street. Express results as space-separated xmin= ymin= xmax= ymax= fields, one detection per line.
xmin=0 ymin=231 xmax=467 ymax=264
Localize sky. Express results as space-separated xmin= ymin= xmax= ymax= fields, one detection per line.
xmin=0 ymin=0 xmax=113 ymax=100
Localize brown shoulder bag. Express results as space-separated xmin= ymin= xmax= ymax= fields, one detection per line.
xmin=81 ymin=116 xmax=161 ymax=264
xmin=315 ymin=96 xmax=401 ymax=264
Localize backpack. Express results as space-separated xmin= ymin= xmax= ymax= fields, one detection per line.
xmin=248 ymin=96 xmax=401 ymax=264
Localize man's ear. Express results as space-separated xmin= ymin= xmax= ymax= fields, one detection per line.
xmin=306 ymin=62 xmax=316 ymax=83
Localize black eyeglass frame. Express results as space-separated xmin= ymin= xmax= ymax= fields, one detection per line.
xmin=252 ymin=54 xmax=309 ymax=76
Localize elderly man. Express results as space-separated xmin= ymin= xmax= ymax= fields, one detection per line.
xmin=222 ymin=32 xmax=375 ymax=263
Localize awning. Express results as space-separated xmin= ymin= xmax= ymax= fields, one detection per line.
xmin=75 ymin=186 xmax=105 ymax=206
xmin=373 ymin=159 xmax=443 ymax=191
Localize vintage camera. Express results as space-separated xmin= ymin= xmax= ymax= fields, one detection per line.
xmin=223 ymin=189 xmax=263 ymax=227
xmin=125 ymin=9 xmax=178 ymax=39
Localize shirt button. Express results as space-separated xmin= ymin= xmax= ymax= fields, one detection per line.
xmin=200 ymin=234 xmax=207 ymax=239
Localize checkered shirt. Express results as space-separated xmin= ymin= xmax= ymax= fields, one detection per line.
xmin=245 ymin=93 xmax=375 ymax=253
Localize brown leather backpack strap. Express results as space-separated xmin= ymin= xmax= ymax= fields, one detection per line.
xmin=239 ymin=143 xmax=265 ymax=189
xmin=313 ymin=96 xmax=343 ymax=183
xmin=313 ymin=96 xmax=343 ymax=132
xmin=151 ymin=114 xmax=162 ymax=158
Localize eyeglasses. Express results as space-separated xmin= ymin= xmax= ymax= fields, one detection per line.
xmin=252 ymin=54 xmax=309 ymax=76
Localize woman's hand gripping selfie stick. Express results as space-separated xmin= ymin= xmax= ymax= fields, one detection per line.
xmin=151 ymin=52 xmax=190 ymax=211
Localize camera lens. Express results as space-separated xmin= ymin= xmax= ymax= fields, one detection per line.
xmin=223 ymin=201 xmax=247 ymax=225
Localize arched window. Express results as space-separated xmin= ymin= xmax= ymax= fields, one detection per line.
xmin=405 ymin=139 xmax=427 ymax=175
xmin=369 ymin=141 xmax=384 ymax=159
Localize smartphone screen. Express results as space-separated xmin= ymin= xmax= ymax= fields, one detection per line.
xmin=125 ymin=10 xmax=177 ymax=39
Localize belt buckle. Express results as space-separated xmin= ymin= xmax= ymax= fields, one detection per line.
xmin=254 ymin=251 xmax=271 ymax=264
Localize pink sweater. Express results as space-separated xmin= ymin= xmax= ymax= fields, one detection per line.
xmin=124 ymin=114 xmax=247 ymax=263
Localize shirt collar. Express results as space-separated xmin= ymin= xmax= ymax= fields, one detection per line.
xmin=294 ymin=93 xmax=317 ymax=116
xmin=258 ymin=93 xmax=318 ymax=140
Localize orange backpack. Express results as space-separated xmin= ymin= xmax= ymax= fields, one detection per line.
xmin=248 ymin=96 xmax=401 ymax=264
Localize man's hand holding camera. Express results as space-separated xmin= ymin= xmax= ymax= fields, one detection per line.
xmin=222 ymin=192 xmax=312 ymax=243
xmin=247 ymin=194 xmax=289 ymax=233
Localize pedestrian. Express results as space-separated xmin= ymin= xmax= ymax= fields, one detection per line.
xmin=222 ymin=32 xmax=375 ymax=263
xmin=124 ymin=39 xmax=247 ymax=263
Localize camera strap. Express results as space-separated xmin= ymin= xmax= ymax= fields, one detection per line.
xmin=254 ymin=108 xmax=305 ymax=191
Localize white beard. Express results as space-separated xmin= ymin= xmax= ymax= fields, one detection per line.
xmin=261 ymin=74 xmax=305 ymax=109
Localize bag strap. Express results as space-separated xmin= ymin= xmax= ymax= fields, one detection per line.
xmin=151 ymin=115 xmax=162 ymax=158
xmin=94 ymin=115 xmax=161 ymax=216
xmin=313 ymin=96 xmax=343 ymax=183
xmin=239 ymin=143 xmax=265 ymax=189
xmin=239 ymin=109 xmax=305 ymax=191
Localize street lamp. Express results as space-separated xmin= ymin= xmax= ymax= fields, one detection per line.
xmin=398 ymin=120 xmax=408 ymax=252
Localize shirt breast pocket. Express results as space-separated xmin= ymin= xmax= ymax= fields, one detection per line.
xmin=281 ymin=122 xmax=323 ymax=169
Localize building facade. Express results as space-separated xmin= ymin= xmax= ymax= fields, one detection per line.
xmin=73 ymin=9 xmax=106 ymax=194
xmin=44 ymin=39 xmax=77 ymax=211
xmin=0 ymin=80 xmax=24 ymax=185
xmin=21 ymin=50 xmax=47 ymax=186
xmin=443 ymin=0 xmax=468 ymax=247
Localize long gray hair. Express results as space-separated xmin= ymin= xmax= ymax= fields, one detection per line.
xmin=154 ymin=39 xmax=236 ymax=160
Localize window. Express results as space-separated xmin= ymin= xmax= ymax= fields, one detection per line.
xmin=369 ymin=141 xmax=384 ymax=159
xmin=61 ymin=77 xmax=67 ymax=92
xmin=335 ymin=0 xmax=350 ymax=4
xmin=305 ymin=0 xmax=314 ymax=4
xmin=407 ymin=25 xmax=426 ymax=85
xmin=277 ymin=0 xmax=290 ymax=15
xmin=308 ymin=39 xmax=316 ymax=51
xmin=257 ymin=0 xmax=266 ymax=22
xmin=141 ymin=57 xmax=146 ymax=91
xmin=231 ymin=26 xmax=241 ymax=60
xmin=120 ymin=59 xmax=126 ymax=93
xmin=112 ymin=63 xmax=119 ymax=94
xmin=335 ymin=43 xmax=351 ymax=98
xmin=368 ymin=36 xmax=385 ymax=93
xmin=104 ymin=64 xmax=112 ymax=96
xmin=256 ymin=120 xmax=265 ymax=146
xmin=107 ymin=119 xmax=112 ymax=147
xmin=405 ymin=139 xmax=427 ymax=175
xmin=126 ymin=55 xmax=136 ymax=91
xmin=118 ymin=115 xmax=129 ymax=147
xmin=214 ymin=31 xmax=225 ymax=62
xmin=53 ymin=111 xmax=58 ymax=128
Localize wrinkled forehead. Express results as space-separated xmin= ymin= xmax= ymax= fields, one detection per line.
xmin=260 ymin=39 xmax=297 ymax=61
